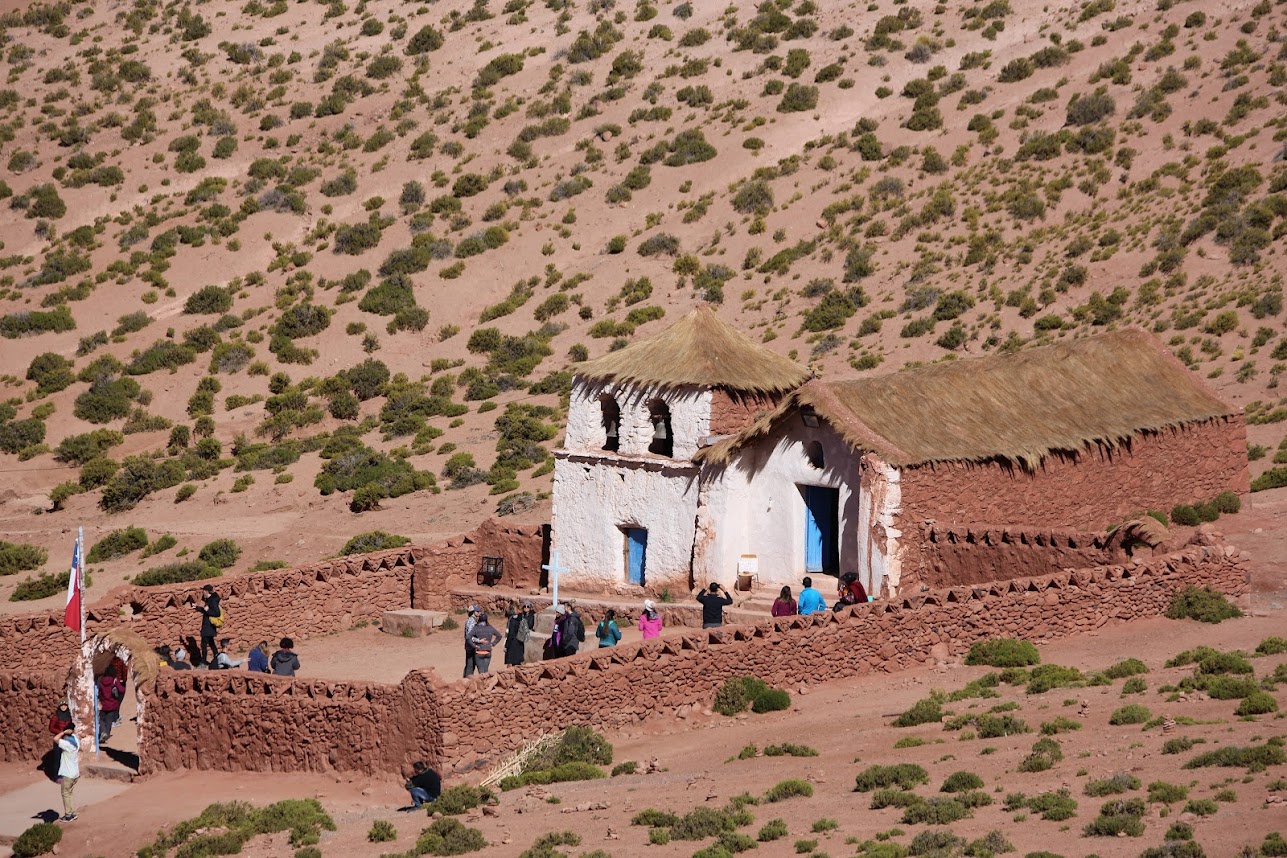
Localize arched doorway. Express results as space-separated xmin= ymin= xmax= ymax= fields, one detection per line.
xmin=64 ymin=630 xmax=161 ymax=777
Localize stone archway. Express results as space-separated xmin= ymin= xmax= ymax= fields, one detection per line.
xmin=64 ymin=629 xmax=161 ymax=773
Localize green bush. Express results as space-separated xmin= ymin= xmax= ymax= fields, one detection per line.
xmin=132 ymin=561 xmax=219 ymax=587
xmin=854 ymin=763 xmax=929 ymax=792
xmin=1103 ymin=658 xmax=1148 ymax=678
xmin=763 ymin=743 xmax=817 ymax=757
xmin=1184 ymin=741 xmax=1286 ymax=770
xmin=1018 ymin=737 xmax=1062 ymax=772
xmin=1165 ymin=586 xmax=1242 ymax=623
xmin=339 ymin=531 xmax=410 ymax=556
xmin=669 ymin=807 xmax=736 ymax=840
xmin=499 ymin=761 xmax=604 ymax=790
xmin=757 ymin=818 xmax=788 ymax=842
xmin=26 ymin=352 xmax=76 ymax=396
xmin=631 ymin=809 xmax=680 ymax=828
xmin=434 ymin=785 xmax=495 ymax=816
xmin=1083 ymin=773 xmax=1140 ymax=796
xmin=415 ymin=817 xmax=486 ymax=856
xmin=87 ymin=526 xmax=148 ymax=562
xmin=940 ymin=771 xmax=984 ymax=792
xmin=11 ymin=821 xmax=62 ymax=858
xmin=1026 ymin=664 xmax=1085 ymax=694
xmin=893 ymin=692 xmax=945 ymax=727
xmin=751 ymin=687 xmax=791 ymax=712
xmin=9 ymin=572 xmax=65 ymax=602
xmin=54 ymin=429 xmax=125 ymax=465
xmin=965 ymin=638 xmax=1040 ymax=667
xmin=1024 ymin=788 xmax=1078 ymax=820
xmin=1147 ymin=781 xmax=1188 ymax=803
xmin=1108 ymin=704 xmax=1151 ymax=725
xmin=0 ymin=541 xmax=48 ymax=576
xmin=198 ymin=538 xmax=241 ymax=569
xmin=1083 ymin=798 xmax=1146 ymax=837
xmin=367 ymin=820 xmax=396 ymax=843
xmin=764 ymin=779 xmax=813 ymax=802
xmin=901 ymin=796 xmax=970 ymax=825
xmin=1040 ymin=716 xmax=1082 ymax=735
xmin=713 ymin=675 xmax=768 ymax=715
xmin=1257 ymin=636 xmax=1287 ymax=655
xmin=1197 ymin=652 xmax=1254 ymax=675
xmin=1235 ymin=691 xmax=1279 ymax=716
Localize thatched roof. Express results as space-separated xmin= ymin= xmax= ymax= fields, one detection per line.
xmin=576 ymin=306 xmax=810 ymax=394
xmin=698 ymin=330 xmax=1237 ymax=469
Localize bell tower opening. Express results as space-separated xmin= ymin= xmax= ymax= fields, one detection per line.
xmin=647 ymin=399 xmax=672 ymax=457
xmin=600 ymin=395 xmax=620 ymax=452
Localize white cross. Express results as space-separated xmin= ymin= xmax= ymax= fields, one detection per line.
xmin=542 ymin=551 xmax=568 ymax=608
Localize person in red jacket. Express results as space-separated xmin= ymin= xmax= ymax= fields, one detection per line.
xmin=97 ymin=672 xmax=125 ymax=744
xmin=48 ymin=701 xmax=72 ymax=736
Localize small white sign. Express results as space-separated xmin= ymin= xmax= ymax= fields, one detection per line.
xmin=738 ymin=555 xmax=758 ymax=575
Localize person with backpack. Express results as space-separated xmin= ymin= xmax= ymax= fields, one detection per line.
xmin=504 ymin=601 xmax=535 ymax=666
xmin=562 ymin=603 xmax=586 ymax=656
xmin=271 ymin=638 xmax=299 ymax=676
xmin=96 ymin=671 xmax=125 ymax=744
xmin=194 ymin=584 xmax=223 ymax=667
xmin=596 ymin=609 xmax=622 ymax=647
xmin=467 ymin=612 xmax=502 ymax=675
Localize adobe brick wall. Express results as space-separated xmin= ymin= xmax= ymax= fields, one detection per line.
xmin=708 ymin=389 xmax=784 ymax=436
xmin=0 ymin=671 xmax=65 ymax=764
xmin=901 ymin=524 xmax=1123 ymax=590
xmin=897 ymin=418 xmax=1249 ymax=536
xmin=411 ymin=521 xmax=544 ymax=609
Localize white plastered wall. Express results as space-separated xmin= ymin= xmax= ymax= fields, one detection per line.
xmin=856 ymin=455 xmax=903 ymax=597
xmin=694 ymin=423 xmax=863 ymax=592
xmin=564 ymin=379 xmax=712 ymax=460
xmin=551 ymin=456 xmax=700 ymax=588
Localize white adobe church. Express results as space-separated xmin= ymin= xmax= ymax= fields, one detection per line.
xmin=550 ymin=307 xmax=1244 ymax=598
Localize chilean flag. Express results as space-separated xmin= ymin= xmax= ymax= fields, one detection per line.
xmin=63 ymin=533 xmax=82 ymax=632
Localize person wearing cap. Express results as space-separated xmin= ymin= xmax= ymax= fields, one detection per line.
xmin=193 ymin=584 xmax=222 ymax=667
xmin=638 ymin=599 xmax=663 ymax=639
xmin=462 ymin=605 xmax=480 ymax=678
xmin=505 ymin=601 xmax=536 ymax=666
xmin=467 ymin=612 xmax=502 ymax=675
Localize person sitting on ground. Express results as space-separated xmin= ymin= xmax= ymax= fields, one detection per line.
xmin=562 ymin=602 xmax=586 ymax=656
xmin=797 ymin=576 xmax=827 ymax=615
xmin=403 ymin=761 xmax=441 ymax=810
xmin=97 ymin=670 xmax=125 ymax=743
xmin=214 ymin=638 xmax=243 ymax=670
xmin=833 ymin=572 xmax=869 ymax=612
xmin=696 ymin=582 xmax=734 ymax=629
xmin=543 ymin=605 xmax=566 ymax=660
xmin=271 ymin=638 xmax=299 ymax=676
xmin=638 ymin=599 xmax=663 ymax=639
xmin=49 ymin=701 xmax=73 ymax=736
xmin=169 ymin=647 xmax=193 ymax=670
xmin=771 ymin=585 xmax=798 ymax=617
xmin=596 ymin=609 xmax=622 ymax=647
xmin=155 ymin=645 xmax=172 ymax=667
xmin=247 ymin=641 xmax=270 ymax=674
xmin=467 ymin=613 xmax=502 ymax=675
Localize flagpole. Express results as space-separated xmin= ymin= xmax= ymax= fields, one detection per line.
xmin=78 ymin=526 xmax=85 ymax=644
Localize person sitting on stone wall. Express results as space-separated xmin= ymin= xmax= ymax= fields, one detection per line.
xmin=638 ymin=599 xmax=663 ymax=639
xmin=169 ymin=647 xmax=193 ymax=670
xmin=214 ymin=639 xmax=243 ymax=670
xmin=696 ymin=582 xmax=734 ymax=629
xmin=797 ymin=577 xmax=827 ymax=615
xmin=833 ymin=572 xmax=869 ymax=612
xmin=467 ymin=612 xmax=502 ymax=676
xmin=403 ymin=761 xmax=441 ymax=811
xmin=247 ymin=641 xmax=270 ymax=673
xmin=772 ymin=586 xmax=798 ymax=617
xmin=271 ymin=638 xmax=299 ymax=676
xmin=155 ymin=645 xmax=172 ymax=667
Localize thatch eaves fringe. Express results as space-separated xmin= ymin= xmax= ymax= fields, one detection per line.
xmin=576 ymin=305 xmax=809 ymax=394
xmin=698 ymin=330 xmax=1236 ymax=470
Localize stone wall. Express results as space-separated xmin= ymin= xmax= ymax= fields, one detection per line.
xmin=901 ymin=524 xmax=1123 ymax=590
xmin=435 ymin=541 xmax=1248 ymax=771
xmin=707 ymin=389 xmax=783 ymax=436
xmin=897 ymin=418 xmax=1249 ymax=537
xmin=0 ymin=671 xmax=65 ymax=764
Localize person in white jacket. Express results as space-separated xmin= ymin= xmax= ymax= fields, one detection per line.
xmin=55 ymin=727 xmax=80 ymax=822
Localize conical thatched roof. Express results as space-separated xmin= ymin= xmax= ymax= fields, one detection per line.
xmin=699 ymin=330 xmax=1237 ymax=470
xmin=576 ymin=306 xmax=810 ymax=394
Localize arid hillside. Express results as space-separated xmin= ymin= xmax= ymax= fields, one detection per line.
xmin=0 ymin=0 xmax=1285 ymax=606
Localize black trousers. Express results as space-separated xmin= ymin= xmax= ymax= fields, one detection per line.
xmin=201 ymin=634 xmax=220 ymax=666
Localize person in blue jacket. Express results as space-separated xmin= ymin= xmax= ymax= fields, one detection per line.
xmin=798 ymin=576 xmax=828 ymax=615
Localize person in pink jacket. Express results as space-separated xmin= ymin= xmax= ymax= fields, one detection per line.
xmin=638 ymin=599 xmax=663 ymax=639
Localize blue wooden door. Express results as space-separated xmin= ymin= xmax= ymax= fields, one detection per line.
xmin=626 ymin=528 xmax=648 ymax=585
xmin=803 ymin=486 xmax=840 ymax=573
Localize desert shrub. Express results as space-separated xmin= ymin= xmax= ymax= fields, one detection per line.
xmin=132 ymin=561 xmax=219 ymax=587
xmin=0 ymin=541 xmax=48 ymax=576
xmin=631 ymin=809 xmax=680 ymax=828
xmin=1161 ymin=738 xmax=1198 ymax=756
xmin=87 ymin=526 xmax=148 ymax=562
xmin=1025 ymin=788 xmax=1078 ymax=820
xmin=1257 ymin=636 xmax=1287 ymax=655
xmin=434 ymin=785 xmax=494 ymax=816
xmin=901 ymin=796 xmax=969 ymax=825
xmin=894 ymin=691 xmax=945 ymax=727
xmin=764 ymin=779 xmax=813 ymax=802
xmin=751 ymin=688 xmax=791 ymax=712
xmin=908 ymin=830 xmax=965 ymax=855
xmin=1165 ymin=586 xmax=1241 ymax=623
xmin=1121 ymin=677 xmax=1147 ymax=694
xmin=763 ymin=743 xmax=817 ymax=758
xmin=1103 ymin=658 xmax=1148 ymax=679
xmin=525 ymin=726 xmax=613 ymax=771
xmin=940 ymin=771 xmax=984 ymax=792
xmin=11 ymin=822 xmax=62 ymax=857
xmin=198 ymin=539 xmax=241 ymax=569
xmin=9 ymin=572 xmax=67 ymax=602
xmin=713 ymin=675 xmax=768 ymax=715
xmin=757 ymin=818 xmax=788 ymax=842
xmin=406 ymin=24 xmax=444 ymax=54
xmin=1147 ymin=781 xmax=1189 ymax=804
xmin=1165 ymin=646 xmax=1220 ymax=668
xmin=26 ymin=352 xmax=75 ymax=396
xmin=185 ymin=285 xmax=233 ymax=314
xmin=1109 ymin=704 xmax=1151 ymax=725
xmin=1018 ymin=737 xmax=1062 ymax=773
xmin=0 ymin=306 xmax=76 ymax=338
xmin=965 ymin=638 xmax=1040 ymax=667
xmin=54 ymin=430 xmax=125 ymax=466
xmin=1197 ymin=652 xmax=1254 ymax=675
xmin=610 ymin=761 xmax=637 ymax=776
xmin=499 ymin=761 xmax=605 ymax=790
xmin=1083 ymin=798 xmax=1146 ymax=837
xmin=1260 ymin=833 xmax=1287 ymax=856
xmin=1026 ymin=664 xmax=1084 ymax=694
xmin=1084 ymin=773 xmax=1140 ymax=797
xmin=339 ymin=531 xmax=410 ymax=556
xmin=141 ymin=534 xmax=177 ymax=558
xmin=1040 ymin=717 xmax=1082 ymax=735
xmin=368 ymin=820 xmax=396 ymax=842
xmin=854 ymin=763 xmax=929 ymax=792
xmin=415 ymin=817 xmax=486 ymax=855
xmin=1235 ymin=691 xmax=1279 ymax=716
xmin=1066 ymin=89 xmax=1115 ymax=125
xmin=1184 ymin=740 xmax=1286 ymax=770
xmin=0 ymin=417 xmax=46 ymax=454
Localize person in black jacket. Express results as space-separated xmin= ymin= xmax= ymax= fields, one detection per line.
xmin=504 ymin=601 xmax=535 ymax=666
xmin=193 ymin=584 xmax=222 ymax=667
xmin=271 ymin=638 xmax=300 ymax=676
xmin=403 ymin=761 xmax=441 ymax=810
xmin=696 ymin=582 xmax=733 ymax=628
